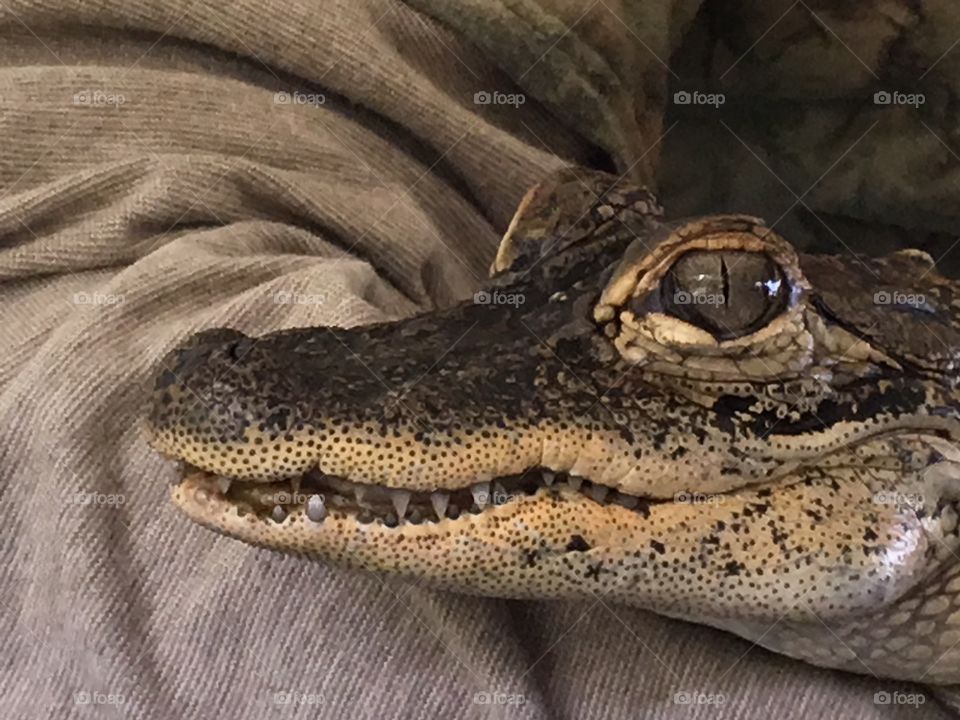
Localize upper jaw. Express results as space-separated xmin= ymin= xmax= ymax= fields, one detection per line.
xmin=149 ymin=272 xmax=681 ymax=525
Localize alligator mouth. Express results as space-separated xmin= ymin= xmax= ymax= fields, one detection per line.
xmin=175 ymin=464 xmax=661 ymax=528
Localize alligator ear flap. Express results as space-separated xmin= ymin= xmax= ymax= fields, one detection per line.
xmin=490 ymin=167 xmax=662 ymax=276
xmin=490 ymin=177 xmax=555 ymax=275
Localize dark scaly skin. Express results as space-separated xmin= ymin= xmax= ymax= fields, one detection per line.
xmin=147 ymin=168 xmax=960 ymax=687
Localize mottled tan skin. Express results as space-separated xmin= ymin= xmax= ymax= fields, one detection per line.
xmin=148 ymin=169 xmax=960 ymax=689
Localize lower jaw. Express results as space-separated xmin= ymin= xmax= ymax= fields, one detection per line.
xmin=169 ymin=468 xmax=666 ymax=585
xmin=175 ymin=473 xmax=609 ymax=602
xmin=169 ymin=466 xmax=743 ymax=614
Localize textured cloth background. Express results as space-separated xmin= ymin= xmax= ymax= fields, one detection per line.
xmin=1 ymin=1 xmax=958 ymax=718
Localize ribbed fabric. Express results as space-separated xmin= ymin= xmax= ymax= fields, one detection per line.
xmin=0 ymin=1 xmax=955 ymax=719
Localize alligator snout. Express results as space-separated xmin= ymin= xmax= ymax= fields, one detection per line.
xmin=149 ymin=330 xmax=262 ymax=471
xmin=144 ymin=288 xmax=625 ymax=490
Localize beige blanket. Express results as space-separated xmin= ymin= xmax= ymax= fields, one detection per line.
xmin=2 ymin=1 xmax=957 ymax=717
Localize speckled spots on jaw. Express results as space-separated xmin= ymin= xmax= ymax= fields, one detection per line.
xmin=147 ymin=167 xmax=960 ymax=685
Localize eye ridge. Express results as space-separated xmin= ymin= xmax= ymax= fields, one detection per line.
xmin=660 ymin=250 xmax=789 ymax=340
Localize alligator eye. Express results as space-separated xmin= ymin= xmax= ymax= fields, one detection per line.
xmin=660 ymin=251 xmax=789 ymax=340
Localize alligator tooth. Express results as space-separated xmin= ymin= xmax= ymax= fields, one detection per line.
xmin=391 ymin=490 xmax=411 ymax=519
xmin=271 ymin=505 xmax=287 ymax=523
xmin=357 ymin=509 xmax=374 ymax=524
xmin=430 ymin=492 xmax=449 ymax=520
xmin=216 ymin=477 xmax=232 ymax=494
xmin=568 ymin=476 xmax=583 ymax=492
xmin=291 ymin=477 xmax=301 ymax=495
xmin=306 ymin=494 xmax=327 ymax=523
xmin=355 ymin=485 xmax=370 ymax=506
xmin=471 ymin=482 xmax=490 ymax=509
xmin=542 ymin=471 xmax=555 ymax=487
xmin=590 ymin=485 xmax=609 ymax=503
xmin=493 ymin=482 xmax=508 ymax=505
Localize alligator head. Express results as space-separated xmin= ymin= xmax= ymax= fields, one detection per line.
xmin=147 ymin=168 xmax=960 ymax=685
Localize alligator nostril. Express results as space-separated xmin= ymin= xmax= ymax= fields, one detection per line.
xmin=155 ymin=328 xmax=251 ymax=388
xmin=228 ymin=337 xmax=255 ymax=361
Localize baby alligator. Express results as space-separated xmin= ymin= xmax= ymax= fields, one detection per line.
xmin=148 ymin=168 xmax=960 ymax=690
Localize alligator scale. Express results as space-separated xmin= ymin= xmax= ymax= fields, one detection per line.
xmin=148 ymin=168 xmax=960 ymax=688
